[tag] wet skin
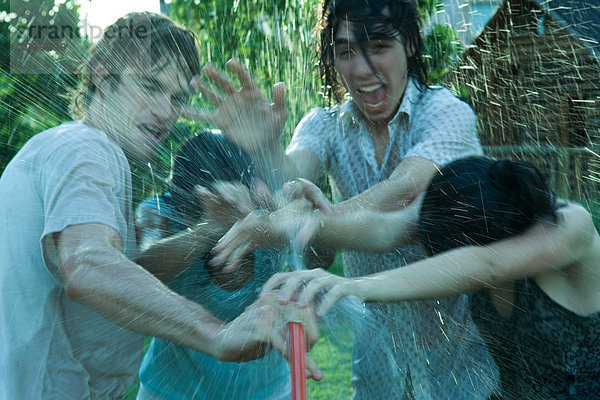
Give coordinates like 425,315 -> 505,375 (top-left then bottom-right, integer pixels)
334,20 -> 410,126
97,60 -> 192,163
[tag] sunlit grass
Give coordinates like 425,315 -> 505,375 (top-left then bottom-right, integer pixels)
307,326 -> 354,400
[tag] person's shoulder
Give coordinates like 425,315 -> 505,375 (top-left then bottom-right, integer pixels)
301,103 -> 344,122
294,104 -> 344,138
30,121 -> 117,153
535,201 -> 597,263
51,122 -> 126,161
419,84 -> 469,109
410,84 -> 475,126
24,122 -> 132,186
36,121 -> 101,139
13,122 -> 119,167
557,202 -> 595,235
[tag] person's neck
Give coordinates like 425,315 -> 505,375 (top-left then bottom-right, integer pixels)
366,120 -> 389,138
82,96 -> 107,135
82,98 -> 137,165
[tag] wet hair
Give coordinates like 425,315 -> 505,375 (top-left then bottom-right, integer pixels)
169,131 -> 255,222
318,0 -> 426,103
418,156 -> 558,256
70,12 -> 200,119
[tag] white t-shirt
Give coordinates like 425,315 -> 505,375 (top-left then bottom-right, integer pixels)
0,122 -> 142,399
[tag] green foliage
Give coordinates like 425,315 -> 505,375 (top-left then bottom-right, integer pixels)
169,0 -> 324,146
308,326 -> 354,399
423,22 -> 463,84
417,0 -> 443,22
0,0 -> 88,171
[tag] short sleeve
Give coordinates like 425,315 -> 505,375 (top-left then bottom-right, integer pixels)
286,107 -> 333,168
405,96 -> 483,167
135,196 -> 185,251
41,138 -> 129,241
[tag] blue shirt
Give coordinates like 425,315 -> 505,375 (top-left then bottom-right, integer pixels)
137,195 -> 290,400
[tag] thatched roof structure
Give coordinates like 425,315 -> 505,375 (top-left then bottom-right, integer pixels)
449,0 -> 600,202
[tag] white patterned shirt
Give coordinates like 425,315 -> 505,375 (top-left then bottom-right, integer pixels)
288,79 -> 498,399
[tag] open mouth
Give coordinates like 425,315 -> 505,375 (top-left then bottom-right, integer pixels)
358,83 -> 387,111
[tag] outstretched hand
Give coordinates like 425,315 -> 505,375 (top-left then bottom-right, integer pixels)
197,181 -> 254,229
261,268 -> 358,317
197,178 -> 276,227
210,178 -> 336,272
210,198 -> 317,272
209,294 -> 323,381
184,59 -> 288,154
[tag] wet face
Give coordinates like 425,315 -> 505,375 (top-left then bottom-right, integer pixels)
334,19 -> 409,124
101,60 -> 191,163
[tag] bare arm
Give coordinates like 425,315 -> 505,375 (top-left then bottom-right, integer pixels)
333,157 -> 439,213
58,223 -> 224,353
280,178 -> 422,253
263,203 -> 598,315
308,207 -> 419,253
210,180 -> 422,269
137,181 -> 258,282
56,223 -> 292,363
136,220 -> 225,283
353,203 -> 595,302
209,199 -> 336,272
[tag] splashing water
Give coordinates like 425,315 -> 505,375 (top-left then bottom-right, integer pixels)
1,0 -> 600,399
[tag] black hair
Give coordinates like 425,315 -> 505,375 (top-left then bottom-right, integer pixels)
169,131 -> 254,222
318,0 -> 426,103
418,156 -> 558,256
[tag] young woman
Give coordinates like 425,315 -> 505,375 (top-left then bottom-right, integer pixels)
134,131 -> 311,400
262,156 -> 600,399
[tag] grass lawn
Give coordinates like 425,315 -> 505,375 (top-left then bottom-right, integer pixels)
307,326 -> 354,400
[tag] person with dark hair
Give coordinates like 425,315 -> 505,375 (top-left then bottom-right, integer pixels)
262,156 -> 600,399
0,12 -> 315,400
417,157 -> 557,255
194,0 -> 495,398
134,130 -> 306,400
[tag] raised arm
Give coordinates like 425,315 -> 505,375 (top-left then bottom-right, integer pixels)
135,214 -> 225,283
209,198 -> 336,272
210,180 -> 421,269
284,178 -> 422,252
136,181 -> 258,282
333,157 -> 438,213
